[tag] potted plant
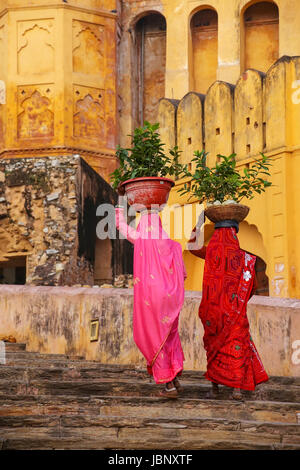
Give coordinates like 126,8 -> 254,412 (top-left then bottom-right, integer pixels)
178,151 -> 272,225
110,121 -> 183,210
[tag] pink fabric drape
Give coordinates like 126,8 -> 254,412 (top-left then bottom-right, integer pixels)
115,208 -> 186,384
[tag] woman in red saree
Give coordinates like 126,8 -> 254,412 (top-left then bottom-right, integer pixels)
189,222 -> 268,399
115,206 -> 186,398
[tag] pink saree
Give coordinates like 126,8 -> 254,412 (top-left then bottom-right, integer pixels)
115,208 -> 186,384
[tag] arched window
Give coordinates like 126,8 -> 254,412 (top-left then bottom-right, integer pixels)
135,13 -> 166,125
243,1 -> 279,73
190,8 -> 218,94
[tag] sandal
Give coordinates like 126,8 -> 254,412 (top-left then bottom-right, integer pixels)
231,388 -> 243,400
173,377 -> 182,393
159,385 -> 178,399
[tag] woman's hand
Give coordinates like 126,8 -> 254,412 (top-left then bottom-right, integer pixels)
187,212 -> 206,258
115,195 -> 126,209
187,212 -> 204,248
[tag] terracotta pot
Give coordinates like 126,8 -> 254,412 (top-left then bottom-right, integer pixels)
119,176 -> 175,211
205,203 -> 249,223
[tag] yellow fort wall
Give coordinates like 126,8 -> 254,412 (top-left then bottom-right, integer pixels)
119,0 -> 300,145
158,56 -> 300,299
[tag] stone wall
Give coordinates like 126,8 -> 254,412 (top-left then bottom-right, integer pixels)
0,285 -> 299,377
0,155 -> 132,286
159,56 -> 300,301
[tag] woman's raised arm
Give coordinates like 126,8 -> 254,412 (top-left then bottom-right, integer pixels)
115,207 -> 139,245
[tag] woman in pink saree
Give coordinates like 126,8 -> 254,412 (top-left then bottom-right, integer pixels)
115,206 -> 186,397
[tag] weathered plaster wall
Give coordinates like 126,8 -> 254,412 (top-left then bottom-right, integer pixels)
0,285 -> 299,377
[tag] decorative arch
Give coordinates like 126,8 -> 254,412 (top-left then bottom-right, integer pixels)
240,0 -> 279,15
129,9 -> 165,30
189,6 -> 218,94
241,0 -> 279,73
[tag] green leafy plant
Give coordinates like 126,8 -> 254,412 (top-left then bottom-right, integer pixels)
110,121 -> 184,189
178,151 -> 273,203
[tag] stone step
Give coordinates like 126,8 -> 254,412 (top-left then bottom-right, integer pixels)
0,365 -> 208,383
1,362 -> 300,387
97,396 -> 300,424
0,414 -> 299,450
3,343 -> 26,352
0,394 -> 299,424
4,351 -> 85,362
0,377 -> 299,403
1,349 -> 299,450
2,435 -> 299,450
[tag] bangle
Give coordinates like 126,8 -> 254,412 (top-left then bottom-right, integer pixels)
115,205 -> 124,209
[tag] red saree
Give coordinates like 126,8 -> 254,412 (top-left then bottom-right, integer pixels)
198,227 -> 268,391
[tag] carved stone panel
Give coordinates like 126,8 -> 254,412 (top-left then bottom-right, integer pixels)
72,20 -> 105,77
17,85 -> 54,140
17,19 -> 54,75
73,85 -> 105,141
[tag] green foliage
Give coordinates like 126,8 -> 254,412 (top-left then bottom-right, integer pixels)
110,121 -> 184,189
178,151 -> 273,203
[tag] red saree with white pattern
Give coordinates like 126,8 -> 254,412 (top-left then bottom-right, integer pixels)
198,227 -> 268,391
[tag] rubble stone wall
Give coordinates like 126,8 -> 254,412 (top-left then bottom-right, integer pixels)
0,155 -> 132,286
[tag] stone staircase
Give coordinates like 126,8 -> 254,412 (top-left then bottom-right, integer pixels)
0,343 -> 299,450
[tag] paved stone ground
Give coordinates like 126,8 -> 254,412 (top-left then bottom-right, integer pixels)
0,343 -> 299,450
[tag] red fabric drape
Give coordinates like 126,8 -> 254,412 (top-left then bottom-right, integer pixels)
198,227 -> 268,391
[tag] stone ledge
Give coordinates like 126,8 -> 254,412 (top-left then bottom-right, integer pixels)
0,284 -> 299,309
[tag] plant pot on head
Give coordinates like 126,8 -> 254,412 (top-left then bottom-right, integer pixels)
119,176 -> 175,212
205,203 -> 249,232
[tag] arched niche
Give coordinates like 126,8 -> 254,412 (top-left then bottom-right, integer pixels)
242,1 -> 279,73
134,12 -> 166,126
190,8 -> 218,94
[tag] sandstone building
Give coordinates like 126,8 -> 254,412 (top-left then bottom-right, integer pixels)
0,1 -> 300,296
0,1 -> 299,374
